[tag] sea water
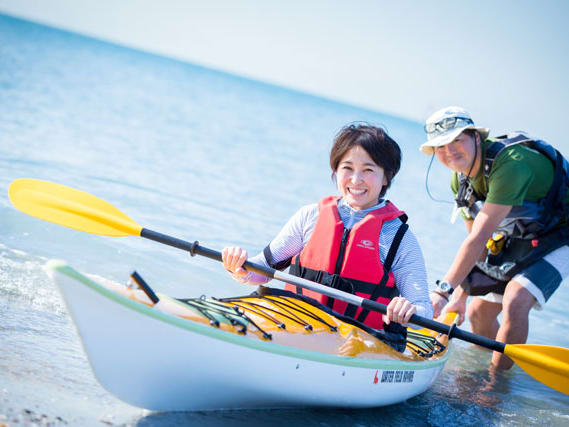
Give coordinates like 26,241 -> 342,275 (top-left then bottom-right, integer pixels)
1,14 -> 568,426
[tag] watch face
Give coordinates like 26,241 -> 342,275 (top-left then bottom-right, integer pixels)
439,281 -> 451,292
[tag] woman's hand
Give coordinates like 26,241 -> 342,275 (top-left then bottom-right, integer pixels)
221,246 -> 249,279
384,297 -> 416,325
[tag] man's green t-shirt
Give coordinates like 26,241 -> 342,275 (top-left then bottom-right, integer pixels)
450,139 -> 569,220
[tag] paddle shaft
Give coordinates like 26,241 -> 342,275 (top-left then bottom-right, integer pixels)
141,227 -> 505,353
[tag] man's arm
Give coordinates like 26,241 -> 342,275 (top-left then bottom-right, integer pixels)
432,202 -> 512,321
463,219 -> 490,263
444,202 -> 512,287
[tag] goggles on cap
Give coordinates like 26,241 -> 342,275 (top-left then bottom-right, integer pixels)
424,117 -> 474,137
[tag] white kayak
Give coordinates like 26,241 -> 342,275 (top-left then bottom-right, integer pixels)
46,259 -> 456,411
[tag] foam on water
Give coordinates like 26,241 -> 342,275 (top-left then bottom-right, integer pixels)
0,244 -> 63,313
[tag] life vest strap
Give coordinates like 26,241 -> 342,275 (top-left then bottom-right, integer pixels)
288,263 -> 394,298
540,150 -> 566,227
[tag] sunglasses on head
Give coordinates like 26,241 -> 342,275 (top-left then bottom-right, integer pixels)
424,117 -> 474,136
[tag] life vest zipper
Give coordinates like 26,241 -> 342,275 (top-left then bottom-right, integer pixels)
334,228 -> 351,274
325,227 -> 351,310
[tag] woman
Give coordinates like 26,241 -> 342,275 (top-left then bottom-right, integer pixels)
222,124 -> 432,340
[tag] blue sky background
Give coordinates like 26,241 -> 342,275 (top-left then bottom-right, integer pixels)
1,0 -> 568,151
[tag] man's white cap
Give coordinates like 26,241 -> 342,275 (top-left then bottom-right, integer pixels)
420,106 -> 489,155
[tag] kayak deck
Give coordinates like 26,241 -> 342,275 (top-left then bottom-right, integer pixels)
110,272 -> 452,361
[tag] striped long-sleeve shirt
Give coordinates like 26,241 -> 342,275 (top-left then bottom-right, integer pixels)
237,197 -> 433,319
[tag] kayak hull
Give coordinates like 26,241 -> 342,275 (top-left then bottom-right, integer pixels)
47,260 -> 450,411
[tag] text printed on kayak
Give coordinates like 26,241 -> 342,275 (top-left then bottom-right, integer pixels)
373,370 -> 415,384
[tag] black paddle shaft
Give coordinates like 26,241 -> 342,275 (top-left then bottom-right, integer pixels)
140,228 -> 277,278
141,228 -> 506,354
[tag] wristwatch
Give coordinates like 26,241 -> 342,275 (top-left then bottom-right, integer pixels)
435,280 -> 454,296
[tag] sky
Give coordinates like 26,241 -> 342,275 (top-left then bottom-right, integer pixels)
1,0 -> 569,151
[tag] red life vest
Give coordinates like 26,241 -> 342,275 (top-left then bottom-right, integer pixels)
286,196 -> 407,330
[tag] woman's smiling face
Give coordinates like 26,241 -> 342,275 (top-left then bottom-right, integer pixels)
336,145 -> 387,210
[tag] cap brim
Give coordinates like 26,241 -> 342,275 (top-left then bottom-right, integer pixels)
420,127 -> 490,155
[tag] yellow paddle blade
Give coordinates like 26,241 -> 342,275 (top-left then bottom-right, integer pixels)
9,178 -> 142,237
505,344 -> 569,395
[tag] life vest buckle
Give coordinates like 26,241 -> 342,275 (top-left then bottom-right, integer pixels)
329,275 -> 355,294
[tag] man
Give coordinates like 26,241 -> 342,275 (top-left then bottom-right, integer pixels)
421,106 -> 569,369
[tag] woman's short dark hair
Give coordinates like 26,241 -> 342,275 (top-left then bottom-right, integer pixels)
330,123 -> 401,198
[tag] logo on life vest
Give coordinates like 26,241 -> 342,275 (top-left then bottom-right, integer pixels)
357,240 -> 375,250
